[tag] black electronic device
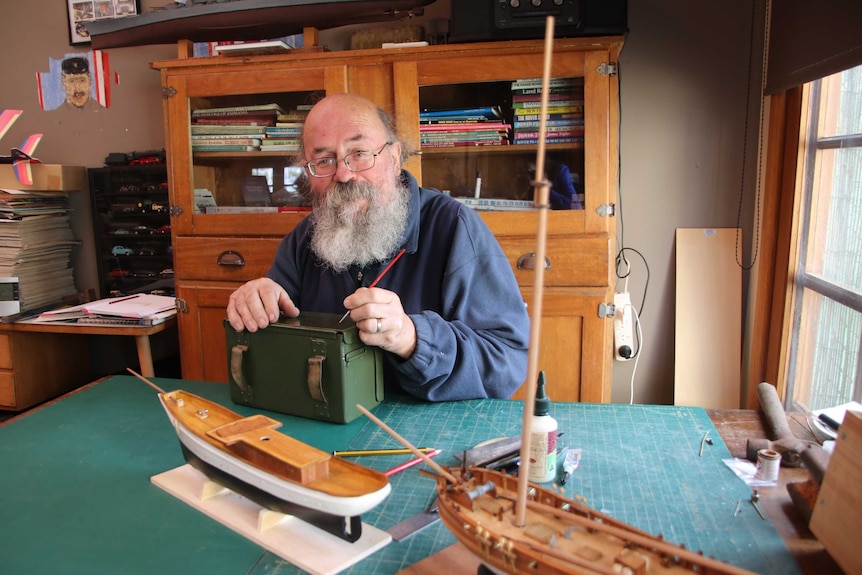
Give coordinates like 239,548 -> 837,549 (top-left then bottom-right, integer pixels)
450,0 -> 627,43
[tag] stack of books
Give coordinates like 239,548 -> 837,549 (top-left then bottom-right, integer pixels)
27,293 -> 177,326
419,106 -> 510,148
261,105 -> 310,152
0,191 -> 78,314
511,77 -> 585,145
190,103 -> 286,152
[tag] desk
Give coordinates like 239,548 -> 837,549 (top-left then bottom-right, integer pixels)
0,376 -> 821,575
9,317 -> 176,377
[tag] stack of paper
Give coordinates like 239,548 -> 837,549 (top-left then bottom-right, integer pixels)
0,191 -> 79,314
28,294 -> 177,326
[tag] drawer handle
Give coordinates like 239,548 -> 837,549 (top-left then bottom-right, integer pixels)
517,252 -> 551,270
217,250 -> 246,267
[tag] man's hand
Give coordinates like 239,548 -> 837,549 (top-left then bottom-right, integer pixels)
343,287 -> 416,359
227,278 -> 299,332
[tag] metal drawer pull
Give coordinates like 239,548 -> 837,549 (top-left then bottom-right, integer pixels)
217,250 -> 246,267
517,252 -> 551,270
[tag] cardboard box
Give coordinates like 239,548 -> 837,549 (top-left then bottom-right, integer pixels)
0,164 -> 87,192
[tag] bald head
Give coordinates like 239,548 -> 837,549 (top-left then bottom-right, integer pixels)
299,94 -> 399,163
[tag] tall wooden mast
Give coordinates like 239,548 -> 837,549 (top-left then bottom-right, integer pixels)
514,15 -> 555,527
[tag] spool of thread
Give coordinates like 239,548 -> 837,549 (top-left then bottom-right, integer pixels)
754,448 -> 781,481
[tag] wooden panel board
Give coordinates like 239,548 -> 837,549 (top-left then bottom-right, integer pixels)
674,228 -> 742,408
810,411 -> 862,575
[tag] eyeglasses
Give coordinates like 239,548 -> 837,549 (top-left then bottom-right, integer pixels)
305,142 -> 393,178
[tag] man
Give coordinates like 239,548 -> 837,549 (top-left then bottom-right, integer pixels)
227,93 -> 530,401
60,57 -> 103,111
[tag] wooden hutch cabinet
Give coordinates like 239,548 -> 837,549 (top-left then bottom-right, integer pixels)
151,36 -> 622,403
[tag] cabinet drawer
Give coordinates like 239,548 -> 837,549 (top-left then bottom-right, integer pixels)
173,237 -> 282,282
498,235 -> 611,288
0,370 -> 15,408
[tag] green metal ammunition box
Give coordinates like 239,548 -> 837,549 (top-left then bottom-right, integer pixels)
224,312 -> 384,423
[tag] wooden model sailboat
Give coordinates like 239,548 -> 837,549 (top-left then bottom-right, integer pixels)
130,370 -> 390,542
356,17 -> 759,575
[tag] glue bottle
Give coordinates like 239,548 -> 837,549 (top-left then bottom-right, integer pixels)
528,371 -> 558,483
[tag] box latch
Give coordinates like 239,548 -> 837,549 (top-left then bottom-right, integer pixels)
309,339 -> 330,420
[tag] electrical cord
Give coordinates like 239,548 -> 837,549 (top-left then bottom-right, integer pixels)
615,246 -> 650,319
628,302 -> 643,405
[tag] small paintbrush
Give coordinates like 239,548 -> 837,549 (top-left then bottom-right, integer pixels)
339,247 -> 406,323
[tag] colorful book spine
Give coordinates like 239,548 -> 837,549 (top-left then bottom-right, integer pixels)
192,103 -> 285,116
512,137 -> 583,145
512,100 -> 584,109
191,145 -> 260,152
514,105 -> 583,116
512,130 -> 584,139
513,112 -> 583,122
513,119 -> 584,129
191,116 -> 276,126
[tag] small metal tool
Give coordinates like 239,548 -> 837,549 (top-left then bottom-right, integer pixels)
385,491 -> 440,541
750,489 -> 766,520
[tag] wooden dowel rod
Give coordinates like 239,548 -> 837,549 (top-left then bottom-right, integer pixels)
356,404 -> 458,483
126,367 -> 167,395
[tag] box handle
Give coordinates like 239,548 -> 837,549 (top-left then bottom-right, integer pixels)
307,354 -> 327,404
230,344 -> 249,390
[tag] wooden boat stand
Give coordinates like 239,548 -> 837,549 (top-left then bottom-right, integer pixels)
152,463 -> 391,575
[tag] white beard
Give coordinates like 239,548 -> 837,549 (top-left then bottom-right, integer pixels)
309,177 -> 408,272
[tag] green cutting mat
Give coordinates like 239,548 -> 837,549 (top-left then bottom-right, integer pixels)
259,396 -> 802,575
0,377 -> 801,575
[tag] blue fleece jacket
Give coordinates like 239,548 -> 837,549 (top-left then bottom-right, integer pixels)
266,170 -> 530,401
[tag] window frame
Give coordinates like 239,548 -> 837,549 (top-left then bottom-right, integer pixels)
781,67 -> 862,408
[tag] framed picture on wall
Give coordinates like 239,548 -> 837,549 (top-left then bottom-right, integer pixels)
67,0 -> 139,45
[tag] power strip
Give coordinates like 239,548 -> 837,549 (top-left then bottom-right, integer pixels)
614,292 -> 634,361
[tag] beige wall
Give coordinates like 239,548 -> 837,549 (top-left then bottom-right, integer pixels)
0,0 -> 764,405
616,1 -> 764,403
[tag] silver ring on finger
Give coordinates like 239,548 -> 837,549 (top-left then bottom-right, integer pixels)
376,318 -> 382,333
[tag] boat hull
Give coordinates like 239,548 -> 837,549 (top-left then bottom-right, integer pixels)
85,0 -> 434,48
159,390 -> 390,534
435,467 -> 757,575
180,443 -> 363,541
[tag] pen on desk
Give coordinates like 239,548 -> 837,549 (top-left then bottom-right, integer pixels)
334,447 -> 435,457
384,449 -> 440,477
108,294 -> 141,304
339,247 -> 407,323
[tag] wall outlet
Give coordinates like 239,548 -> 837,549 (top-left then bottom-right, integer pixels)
614,292 -> 634,361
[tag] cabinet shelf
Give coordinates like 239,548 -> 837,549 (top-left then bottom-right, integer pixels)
193,150 -> 297,160
419,143 -> 583,155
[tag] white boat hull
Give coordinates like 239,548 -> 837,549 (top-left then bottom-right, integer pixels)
162,401 -> 391,518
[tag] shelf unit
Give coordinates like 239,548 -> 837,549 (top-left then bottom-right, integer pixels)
152,37 -> 622,403
89,165 -> 174,298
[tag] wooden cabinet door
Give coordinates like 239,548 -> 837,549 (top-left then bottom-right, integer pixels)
175,282 -> 234,383
515,287 -> 614,403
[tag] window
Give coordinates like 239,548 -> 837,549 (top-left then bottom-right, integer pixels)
786,64 -> 862,410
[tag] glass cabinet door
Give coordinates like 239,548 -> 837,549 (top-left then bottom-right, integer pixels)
418,76 -> 585,211
161,67 -> 329,236
188,90 -> 321,214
